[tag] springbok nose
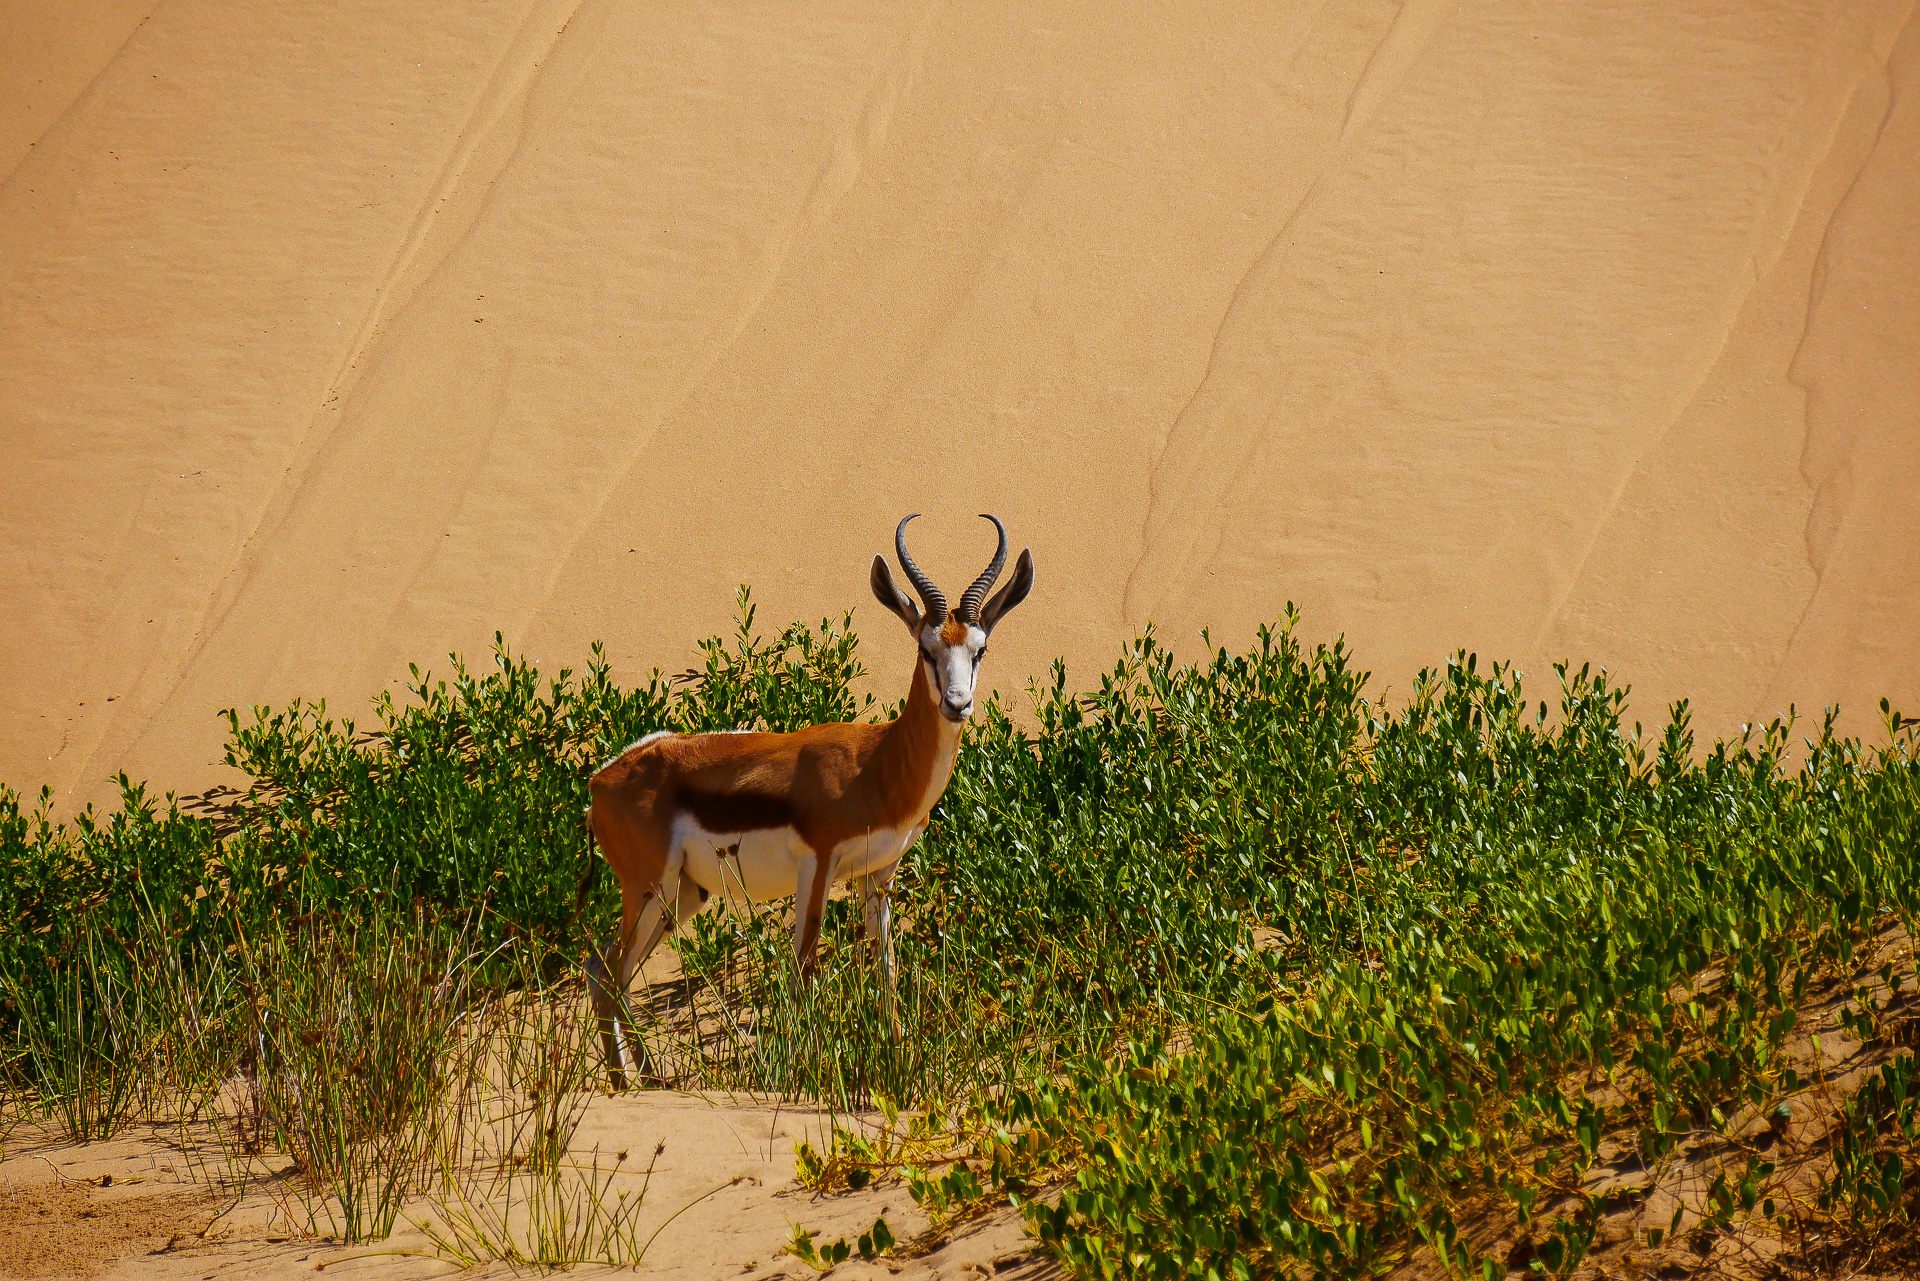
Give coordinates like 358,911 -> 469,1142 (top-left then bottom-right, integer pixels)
942,693 -> 971,719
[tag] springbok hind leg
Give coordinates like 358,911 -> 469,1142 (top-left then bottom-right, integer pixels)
587,773 -> 676,1089
590,881 -> 677,1089
586,941 -> 631,1091
588,891 -> 646,1092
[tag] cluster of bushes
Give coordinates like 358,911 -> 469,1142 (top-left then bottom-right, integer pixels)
921,649 -> 1920,1276
3,590 -> 1917,1275
0,589 -> 866,994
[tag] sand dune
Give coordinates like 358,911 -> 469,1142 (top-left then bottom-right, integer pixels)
3,0 -> 1916,810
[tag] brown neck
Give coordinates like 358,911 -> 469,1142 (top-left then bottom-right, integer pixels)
867,655 -> 960,823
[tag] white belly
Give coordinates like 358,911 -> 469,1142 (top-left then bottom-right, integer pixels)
674,815 -> 920,909
677,820 -> 806,906
829,825 -> 918,883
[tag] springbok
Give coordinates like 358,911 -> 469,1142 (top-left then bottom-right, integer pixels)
584,514 -> 1033,1087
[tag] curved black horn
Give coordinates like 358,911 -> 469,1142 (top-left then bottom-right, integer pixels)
957,514 -> 1009,622
895,514 -> 947,622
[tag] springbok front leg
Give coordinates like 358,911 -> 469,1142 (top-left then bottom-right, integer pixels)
790,847 -> 835,989
858,862 -> 902,1035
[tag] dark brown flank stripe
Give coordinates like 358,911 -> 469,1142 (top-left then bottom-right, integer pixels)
675,788 -> 800,834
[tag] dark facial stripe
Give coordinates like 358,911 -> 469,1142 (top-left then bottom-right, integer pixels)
676,787 -> 799,834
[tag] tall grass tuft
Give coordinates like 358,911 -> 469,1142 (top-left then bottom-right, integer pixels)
230,901 -> 483,1243
0,915 -> 146,1142
418,961 -> 657,1266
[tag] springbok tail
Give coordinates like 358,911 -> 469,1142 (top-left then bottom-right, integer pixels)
573,807 -> 601,917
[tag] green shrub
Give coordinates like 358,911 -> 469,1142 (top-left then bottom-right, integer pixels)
4,590 -> 1918,1270
919,660 -> 1920,1277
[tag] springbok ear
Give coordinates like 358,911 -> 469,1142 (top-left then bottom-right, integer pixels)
870,555 -> 922,635
979,548 -> 1033,634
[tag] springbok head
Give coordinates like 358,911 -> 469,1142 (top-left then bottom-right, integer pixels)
871,513 -> 1034,723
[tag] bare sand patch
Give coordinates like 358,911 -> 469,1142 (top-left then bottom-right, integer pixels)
0,1178 -> 203,1279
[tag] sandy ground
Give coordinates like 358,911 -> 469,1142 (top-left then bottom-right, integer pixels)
4,1 -> 1920,809
0,935 -> 1036,1281
0,934 -> 1046,1281
5,928 -> 1915,1281
0,1095 -> 1042,1281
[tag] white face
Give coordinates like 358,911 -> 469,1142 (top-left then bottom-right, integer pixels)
918,619 -> 988,722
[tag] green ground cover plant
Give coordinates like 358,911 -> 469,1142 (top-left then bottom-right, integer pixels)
2,590 -> 1916,1276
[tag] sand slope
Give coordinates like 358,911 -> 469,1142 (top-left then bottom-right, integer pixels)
2,0 -> 1916,807
0,1095 -> 1036,1281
